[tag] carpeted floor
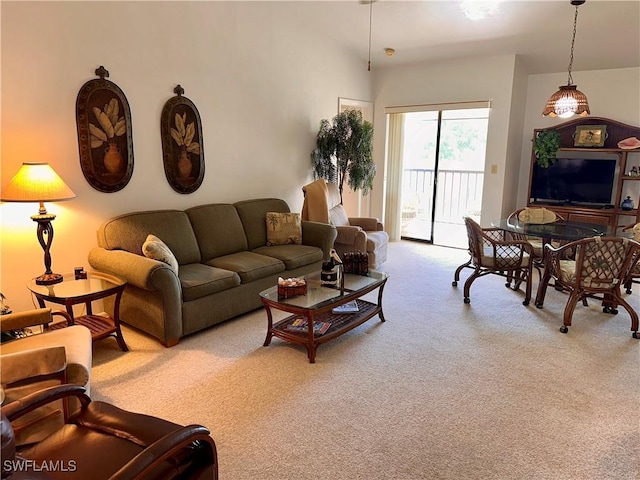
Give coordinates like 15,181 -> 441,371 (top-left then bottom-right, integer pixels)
91,241 -> 639,480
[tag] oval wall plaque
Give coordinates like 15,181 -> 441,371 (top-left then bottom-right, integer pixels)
75,66 -> 134,193
160,85 -> 205,194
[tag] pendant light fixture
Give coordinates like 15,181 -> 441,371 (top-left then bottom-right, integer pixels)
542,0 -> 590,118
367,0 -> 374,71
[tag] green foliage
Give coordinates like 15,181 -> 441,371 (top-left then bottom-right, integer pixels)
533,130 -> 560,168
311,109 -> 375,203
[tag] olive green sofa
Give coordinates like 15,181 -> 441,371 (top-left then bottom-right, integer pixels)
88,198 -> 337,347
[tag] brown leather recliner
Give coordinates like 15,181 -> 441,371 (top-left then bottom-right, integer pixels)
1,385 -> 218,480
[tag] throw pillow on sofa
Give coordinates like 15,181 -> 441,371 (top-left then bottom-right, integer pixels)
142,234 -> 179,274
266,212 -> 302,246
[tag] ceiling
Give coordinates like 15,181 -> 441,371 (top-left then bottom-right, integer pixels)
291,0 -> 640,75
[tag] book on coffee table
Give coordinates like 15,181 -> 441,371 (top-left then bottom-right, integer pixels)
332,301 -> 359,314
286,318 -> 331,335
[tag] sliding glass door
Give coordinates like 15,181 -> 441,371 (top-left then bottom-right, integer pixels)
400,111 -> 439,242
392,106 -> 489,248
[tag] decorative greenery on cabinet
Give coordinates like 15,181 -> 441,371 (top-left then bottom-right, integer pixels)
533,129 -> 560,168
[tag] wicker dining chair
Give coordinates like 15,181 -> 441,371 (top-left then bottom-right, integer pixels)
505,207 -> 566,279
534,236 -> 640,337
452,217 -> 535,306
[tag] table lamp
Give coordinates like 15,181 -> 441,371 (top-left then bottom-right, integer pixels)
1,162 -> 76,285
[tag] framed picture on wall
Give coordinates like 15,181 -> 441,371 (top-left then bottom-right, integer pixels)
338,97 -> 374,124
574,125 -> 607,147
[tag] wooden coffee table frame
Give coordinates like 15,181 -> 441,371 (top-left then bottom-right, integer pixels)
261,273 -> 387,363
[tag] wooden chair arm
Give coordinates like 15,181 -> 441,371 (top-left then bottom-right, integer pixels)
51,310 -> 74,327
110,425 -> 218,480
1,384 -> 90,422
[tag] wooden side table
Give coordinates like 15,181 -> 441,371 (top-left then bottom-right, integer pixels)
27,271 -> 129,351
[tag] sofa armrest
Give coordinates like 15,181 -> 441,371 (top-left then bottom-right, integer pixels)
335,225 -> 367,252
88,247 -> 179,293
348,217 -> 383,232
301,221 -> 337,259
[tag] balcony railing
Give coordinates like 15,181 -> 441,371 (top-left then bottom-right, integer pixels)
402,168 -> 484,225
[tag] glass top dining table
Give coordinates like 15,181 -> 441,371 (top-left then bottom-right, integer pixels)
491,218 -> 614,242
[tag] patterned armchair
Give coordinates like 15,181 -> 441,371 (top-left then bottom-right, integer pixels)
534,236 -> 640,337
453,217 -> 534,306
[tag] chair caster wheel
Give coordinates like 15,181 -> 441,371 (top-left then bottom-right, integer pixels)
463,297 -> 470,304
522,300 -> 529,306
560,325 -> 569,334
535,303 -> 543,309
505,282 -> 511,288
452,281 -> 458,287
610,308 -> 618,315
633,332 -> 640,339
626,289 -> 632,295
603,306 -> 611,313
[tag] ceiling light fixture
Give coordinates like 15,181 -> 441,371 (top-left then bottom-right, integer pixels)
542,0 -> 590,118
384,48 -> 395,57
461,1 -> 502,21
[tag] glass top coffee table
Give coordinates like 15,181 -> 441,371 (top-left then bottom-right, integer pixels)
259,270 -> 388,363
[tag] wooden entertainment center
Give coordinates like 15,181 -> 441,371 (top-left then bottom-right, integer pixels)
528,117 -> 640,232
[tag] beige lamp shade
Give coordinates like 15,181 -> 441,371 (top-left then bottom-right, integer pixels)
1,162 -> 75,285
1,163 -> 76,204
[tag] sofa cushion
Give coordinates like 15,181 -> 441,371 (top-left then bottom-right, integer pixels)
266,212 -> 302,246
142,234 -> 179,274
97,210 -> 201,265
206,251 -> 285,283
186,204 -> 248,261
518,207 -> 557,224
253,244 -> 322,270
329,204 -> 350,227
234,198 -> 291,250
179,263 -> 241,302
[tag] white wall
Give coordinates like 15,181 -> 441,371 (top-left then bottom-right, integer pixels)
501,57 -> 529,217
0,2 -> 371,312
517,67 -> 640,206
371,54 -> 520,228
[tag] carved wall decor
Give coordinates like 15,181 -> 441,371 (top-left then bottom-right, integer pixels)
76,66 -> 134,193
160,85 -> 205,194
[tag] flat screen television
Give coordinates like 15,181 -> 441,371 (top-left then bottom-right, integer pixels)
529,157 -> 617,207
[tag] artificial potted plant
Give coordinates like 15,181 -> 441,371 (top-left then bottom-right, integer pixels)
311,108 -> 375,204
533,129 -> 561,168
